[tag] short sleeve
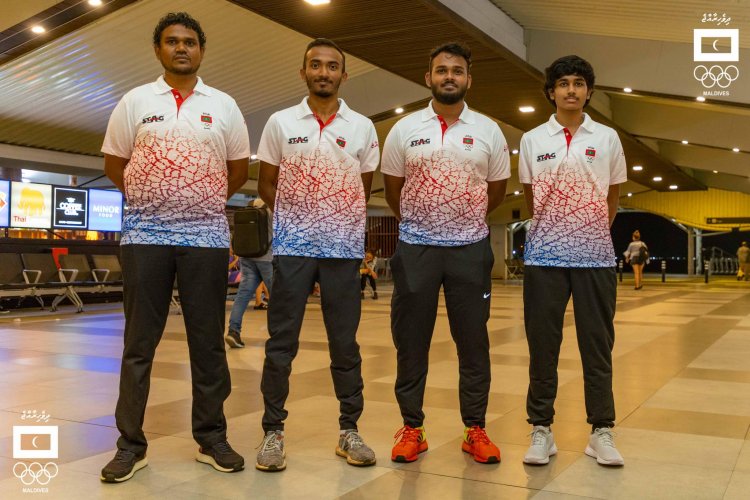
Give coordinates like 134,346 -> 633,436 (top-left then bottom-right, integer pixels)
358,120 -> 380,173
518,133 -> 533,184
380,122 -> 405,177
487,123 -> 511,181
225,99 -> 251,160
257,113 -> 283,167
101,94 -> 136,159
610,131 -> 627,185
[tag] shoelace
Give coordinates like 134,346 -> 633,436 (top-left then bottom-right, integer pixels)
595,428 -> 616,447
257,432 -> 282,452
394,426 -> 421,443
212,441 -> 233,454
529,428 -> 548,446
113,449 -> 136,465
345,432 -> 364,449
466,426 -> 490,444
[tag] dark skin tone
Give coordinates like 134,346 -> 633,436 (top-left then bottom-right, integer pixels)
383,51 -> 506,221
258,45 -> 373,210
523,75 -> 618,226
105,24 -> 248,198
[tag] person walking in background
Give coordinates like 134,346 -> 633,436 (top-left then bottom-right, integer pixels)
624,230 -> 648,290
100,12 -> 249,482
737,241 -> 750,281
226,198 -> 273,348
360,250 -> 378,299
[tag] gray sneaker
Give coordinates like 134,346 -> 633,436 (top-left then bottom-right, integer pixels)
585,427 -> 624,466
336,430 -> 376,466
256,430 -> 286,471
523,426 -> 557,465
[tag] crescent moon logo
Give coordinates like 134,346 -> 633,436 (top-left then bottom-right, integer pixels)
32,436 -> 39,448
712,39 -> 719,51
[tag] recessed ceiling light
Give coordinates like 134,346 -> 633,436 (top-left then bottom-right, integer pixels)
88,0 -> 103,6
519,106 -> 535,113
304,0 -> 330,4
623,87 -> 632,93
511,149 -> 519,155
681,140 -> 689,144
395,107 -> 404,114
669,185 -> 678,190
250,154 -> 258,160
632,165 -> 643,171
31,25 -> 45,33
627,192 -> 633,197
653,176 -> 663,182
733,147 -> 740,152
713,170 -> 718,173
696,96 -> 706,102
514,191 -> 520,195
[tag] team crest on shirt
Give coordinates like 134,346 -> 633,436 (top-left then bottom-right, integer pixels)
462,135 -> 474,151
336,137 -> 347,148
200,113 -> 213,129
585,147 -> 596,163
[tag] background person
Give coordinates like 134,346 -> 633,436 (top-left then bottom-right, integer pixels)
360,250 -> 378,299
738,241 -> 750,281
624,230 -> 648,290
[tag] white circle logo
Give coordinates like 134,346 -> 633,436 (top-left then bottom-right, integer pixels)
693,64 -> 740,88
13,462 -> 58,486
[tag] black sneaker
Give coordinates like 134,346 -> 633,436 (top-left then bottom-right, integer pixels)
196,441 -> 245,472
100,449 -> 148,483
225,329 -> 245,348
372,291 -> 378,300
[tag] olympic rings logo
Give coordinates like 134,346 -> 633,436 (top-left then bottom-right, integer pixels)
694,65 -> 740,88
13,462 -> 58,486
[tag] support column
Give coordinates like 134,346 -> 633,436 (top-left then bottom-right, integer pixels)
695,229 -> 703,275
687,227 -> 695,276
490,224 -> 507,279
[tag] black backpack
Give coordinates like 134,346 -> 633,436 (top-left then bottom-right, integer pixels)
233,205 -> 271,258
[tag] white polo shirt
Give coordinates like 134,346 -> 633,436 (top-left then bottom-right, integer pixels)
381,101 -> 510,246
102,76 -> 250,248
519,113 -> 627,267
257,97 -> 379,259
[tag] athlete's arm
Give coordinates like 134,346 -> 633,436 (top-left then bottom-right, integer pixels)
258,161 -> 279,211
607,184 -> 620,227
383,174 -> 405,221
522,183 -> 533,218
361,172 -> 374,202
227,158 -> 249,199
104,154 -> 129,194
486,180 -> 508,214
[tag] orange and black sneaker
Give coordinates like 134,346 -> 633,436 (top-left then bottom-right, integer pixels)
462,426 -> 500,464
391,425 -> 428,463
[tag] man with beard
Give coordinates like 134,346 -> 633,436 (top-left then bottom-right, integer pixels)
381,42 -> 510,464
100,12 -> 250,482
254,38 -> 379,471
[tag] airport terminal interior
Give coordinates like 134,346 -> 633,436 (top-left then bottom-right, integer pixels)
1,0 -> 750,498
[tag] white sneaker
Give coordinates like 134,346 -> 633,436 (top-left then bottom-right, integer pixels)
585,427 -> 624,466
523,426 -> 557,465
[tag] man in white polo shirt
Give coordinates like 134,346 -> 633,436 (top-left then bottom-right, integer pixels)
519,55 -> 626,467
382,42 -> 510,465
254,38 -> 379,471
100,12 -> 249,483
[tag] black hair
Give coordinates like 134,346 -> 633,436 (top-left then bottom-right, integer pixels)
303,38 -> 346,72
153,12 -> 206,48
543,55 -> 595,108
429,42 -> 472,72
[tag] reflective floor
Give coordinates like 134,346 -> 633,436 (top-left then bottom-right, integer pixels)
2,276 -> 750,499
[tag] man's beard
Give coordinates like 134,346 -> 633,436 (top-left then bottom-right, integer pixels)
432,82 -> 467,105
307,77 -> 340,98
164,60 -> 200,76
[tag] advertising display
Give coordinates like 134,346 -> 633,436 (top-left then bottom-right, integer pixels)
0,179 -> 9,228
52,187 -> 88,229
88,189 -> 123,232
10,181 -> 52,229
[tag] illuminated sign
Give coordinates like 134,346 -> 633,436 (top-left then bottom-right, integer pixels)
10,181 -> 52,229
0,179 -> 9,228
53,187 -> 88,229
88,189 -> 123,232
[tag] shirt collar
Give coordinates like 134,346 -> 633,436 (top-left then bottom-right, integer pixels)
545,112 -> 595,136
295,97 -> 351,122
152,75 -> 212,96
420,100 -> 476,124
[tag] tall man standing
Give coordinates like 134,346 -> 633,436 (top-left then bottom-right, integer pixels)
255,38 -> 379,471
519,55 -> 626,467
100,12 -> 250,482
382,42 -> 510,464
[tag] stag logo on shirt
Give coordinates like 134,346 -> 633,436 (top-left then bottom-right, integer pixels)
536,152 -> 557,162
142,115 -> 164,124
409,138 -> 431,147
288,137 -> 309,144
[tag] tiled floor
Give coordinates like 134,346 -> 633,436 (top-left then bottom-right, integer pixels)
2,276 -> 750,499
